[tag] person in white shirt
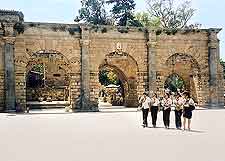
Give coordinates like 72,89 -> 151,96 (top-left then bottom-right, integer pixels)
161,93 -> 172,129
150,93 -> 160,128
139,92 -> 151,128
174,94 -> 186,129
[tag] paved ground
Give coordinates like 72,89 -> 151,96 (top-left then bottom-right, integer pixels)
0,108 -> 225,161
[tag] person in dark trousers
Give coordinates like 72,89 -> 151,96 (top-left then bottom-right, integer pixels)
150,93 -> 160,128
162,93 -> 172,129
139,92 -> 151,128
183,93 -> 196,131
174,94 -> 186,129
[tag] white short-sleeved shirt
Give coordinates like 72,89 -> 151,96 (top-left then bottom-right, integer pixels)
177,97 -> 186,106
140,96 -> 151,109
162,98 -> 172,110
151,98 -> 160,107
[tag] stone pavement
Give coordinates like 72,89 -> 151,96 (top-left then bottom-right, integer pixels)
0,108 -> 225,161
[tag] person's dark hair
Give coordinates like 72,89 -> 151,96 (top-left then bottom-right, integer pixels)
154,93 -> 157,98
186,93 -> 191,98
166,93 -> 170,98
143,92 -> 148,96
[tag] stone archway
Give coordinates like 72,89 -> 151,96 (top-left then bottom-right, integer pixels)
164,53 -> 201,103
99,64 -> 128,106
26,50 -> 71,106
98,51 -> 139,107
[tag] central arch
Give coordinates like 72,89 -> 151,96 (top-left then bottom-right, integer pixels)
99,64 -> 128,106
98,51 -> 139,107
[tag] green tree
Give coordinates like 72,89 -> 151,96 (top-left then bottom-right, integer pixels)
99,70 -> 119,86
146,0 -> 199,29
135,12 -> 161,29
165,74 -> 185,92
106,0 -> 141,26
220,59 -> 225,79
75,0 -> 109,25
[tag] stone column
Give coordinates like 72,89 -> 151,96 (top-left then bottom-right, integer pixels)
148,31 -> 157,95
74,26 -> 98,112
0,10 -> 24,112
2,36 -> 16,112
208,28 -> 224,108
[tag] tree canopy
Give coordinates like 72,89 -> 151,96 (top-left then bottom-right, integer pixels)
135,12 -> 160,29
75,0 -> 199,29
165,74 -> 185,92
146,0 -> 198,29
99,70 -> 119,86
106,0 -> 140,26
75,0 -> 109,25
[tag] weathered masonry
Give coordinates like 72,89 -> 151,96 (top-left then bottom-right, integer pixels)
0,10 -> 224,112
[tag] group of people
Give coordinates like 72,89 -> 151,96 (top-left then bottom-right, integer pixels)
138,92 -> 196,130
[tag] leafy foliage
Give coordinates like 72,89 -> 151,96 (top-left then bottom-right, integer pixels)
31,64 -> 44,74
99,70 -> 119,86
27,64 -> 44,88
75,0 -> 110,25
220,59 -> 225,79
165,74 -> 185,92
106,0 -> 141,26
146,0 -> 199,29
135,12 -> 161,29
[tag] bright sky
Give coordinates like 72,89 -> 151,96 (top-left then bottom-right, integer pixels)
1,0 -> 225,60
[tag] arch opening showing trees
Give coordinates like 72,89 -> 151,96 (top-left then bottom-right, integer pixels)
98,65 -> 127,106
26,50 -> 70,102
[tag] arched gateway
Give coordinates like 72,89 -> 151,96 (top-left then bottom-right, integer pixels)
0,10 -> 224,112
26,50 -> 71,107
98,51 -> 139,107
164,53 -> 201,103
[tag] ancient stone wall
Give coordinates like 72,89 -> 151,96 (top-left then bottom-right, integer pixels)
0,10 -> 224,111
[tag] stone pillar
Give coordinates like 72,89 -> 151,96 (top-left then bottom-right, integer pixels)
208,28 -> 224,108
0,10 -> 24,112
74,26 -> 98,112
148,31 -> 157,95
2,36 -> 16,112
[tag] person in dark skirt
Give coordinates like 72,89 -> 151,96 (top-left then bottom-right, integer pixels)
174,94 -> 186,129
150,93 -> 160,128
161,93 -> 172,129
183,94 -> 195,131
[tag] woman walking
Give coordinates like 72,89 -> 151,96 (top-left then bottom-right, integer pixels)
162,93 -> 172,129
175,94 -> 186,129
183,94 -> 195,131
150,93 -> 160,128
139,92 -> 151,128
